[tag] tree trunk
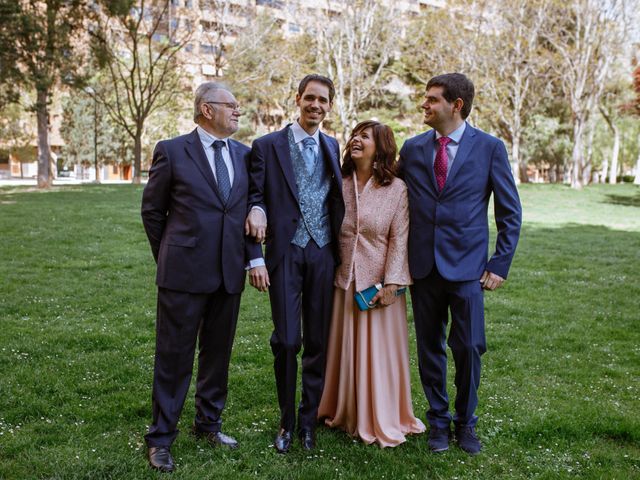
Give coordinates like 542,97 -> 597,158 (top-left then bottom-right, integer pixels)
608,125 -> 620,184
36,87 -> 51,188
133,128 -> 142,185
510,136 -> 520,184
571,118 -> 584,189
510,128 -> 528,184
582,122 -> 595,186
94,98 -> 100,183
634,133 -> 640,185
600,156 -> 609,184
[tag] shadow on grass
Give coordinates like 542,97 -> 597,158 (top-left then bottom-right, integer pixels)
603,191 -> 640,207
507,222 -> 640,278
517,414 -> 640,446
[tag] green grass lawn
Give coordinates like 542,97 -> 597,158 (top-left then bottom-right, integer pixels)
0,183 -> 638,479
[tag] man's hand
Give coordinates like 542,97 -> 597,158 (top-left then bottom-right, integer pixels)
480,271 -> 504,291
248,265 -> 270,292
245,208 -> 267,243
371,284 -> 400,307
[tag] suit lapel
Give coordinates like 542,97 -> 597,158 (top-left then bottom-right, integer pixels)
420,130 -> 438,193
319,132 -> 342,188
227,139 -> 245,204
184,129 -> 225,204
274,126 -> 299,202
443,123 -> 476,193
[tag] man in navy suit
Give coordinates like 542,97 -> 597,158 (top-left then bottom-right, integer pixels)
245,74 -> 345,453
398,73 -> 522,455
141,82 -> 260,472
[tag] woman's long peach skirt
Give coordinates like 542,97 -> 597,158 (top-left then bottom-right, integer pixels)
318,284 -> 425,447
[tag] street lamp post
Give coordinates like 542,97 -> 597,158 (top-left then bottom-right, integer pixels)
84,87 -> 99,183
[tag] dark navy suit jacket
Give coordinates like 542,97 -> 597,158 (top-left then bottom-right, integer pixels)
397,124 -> 522,282
141,129 -> 257,294
248,125 -> 345,272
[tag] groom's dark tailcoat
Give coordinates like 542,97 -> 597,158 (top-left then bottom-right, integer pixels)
141,129 -> 260,447
248,125 -> 345,432
398,123 -> 521,429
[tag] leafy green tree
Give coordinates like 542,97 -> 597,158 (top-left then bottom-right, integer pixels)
477,0 -> 551,183
312,0 -> 401,140
60,89 -> 133,179
89,0 -> 193,183
398,2 -> 497,133
0,100 -> 36,178
60,71 -> 185,180
0,0 -> 91,188
226,13 -> 314,142
597,76 -> 636,184
543,0 -> 631,188
521,113 -> 572,183
631,60 -> 640,184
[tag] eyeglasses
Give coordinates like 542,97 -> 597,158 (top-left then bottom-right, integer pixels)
204,101 -> 240,111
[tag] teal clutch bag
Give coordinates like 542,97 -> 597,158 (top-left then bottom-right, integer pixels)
354,283 -> 407,311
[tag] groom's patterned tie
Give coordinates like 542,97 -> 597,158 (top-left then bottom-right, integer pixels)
212,140 -> 231,203
301,137 -> 317,174
434,136 -> 451,192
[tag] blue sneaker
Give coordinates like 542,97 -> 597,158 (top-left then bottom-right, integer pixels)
455,426 -> 482,455
428,426 -> 452,452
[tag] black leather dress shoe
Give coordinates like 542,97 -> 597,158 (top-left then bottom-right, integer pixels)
148,446 -> 175,473
299,429 -> 315,450
192,426 -> 239,449
274,429 -> 292,454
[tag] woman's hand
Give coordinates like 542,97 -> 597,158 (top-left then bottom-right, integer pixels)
370,284 -> 400,307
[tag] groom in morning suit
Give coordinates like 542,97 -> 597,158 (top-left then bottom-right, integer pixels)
244,74 -> 345,453
141,82 -> 261,472
398,73 -> 522,454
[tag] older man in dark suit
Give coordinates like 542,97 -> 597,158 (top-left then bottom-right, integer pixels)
141,82 -> 260,472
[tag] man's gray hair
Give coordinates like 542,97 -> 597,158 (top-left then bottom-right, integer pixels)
193,82 -> 231,123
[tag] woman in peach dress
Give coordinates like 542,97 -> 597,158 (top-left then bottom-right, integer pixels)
318,120 -> 425,447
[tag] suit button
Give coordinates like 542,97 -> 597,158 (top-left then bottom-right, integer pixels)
224,209 -> 228,214
292,219 -> 298,223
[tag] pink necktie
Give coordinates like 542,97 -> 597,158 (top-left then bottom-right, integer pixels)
434,136 -> 451,192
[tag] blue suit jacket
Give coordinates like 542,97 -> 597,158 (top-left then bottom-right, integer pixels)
141,129 -> 255,294
248,125 -> 345,272
397,124 -> 522,282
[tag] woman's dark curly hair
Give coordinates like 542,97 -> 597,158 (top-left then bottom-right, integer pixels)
341,120 -> 397,187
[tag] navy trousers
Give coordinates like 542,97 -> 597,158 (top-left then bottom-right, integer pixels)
411,267 -> 486,429
268,241 -> 335,432
144,287 -> 240,447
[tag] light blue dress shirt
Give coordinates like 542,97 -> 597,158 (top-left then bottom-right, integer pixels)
433,121 -> 466,174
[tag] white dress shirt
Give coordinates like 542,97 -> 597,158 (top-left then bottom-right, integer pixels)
291,119 -> 321,156
197,126 -> 234,185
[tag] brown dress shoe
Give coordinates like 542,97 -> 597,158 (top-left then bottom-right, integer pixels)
148,446 -> 175,473
192,425 -> 239,449
274,429 -> 292,454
